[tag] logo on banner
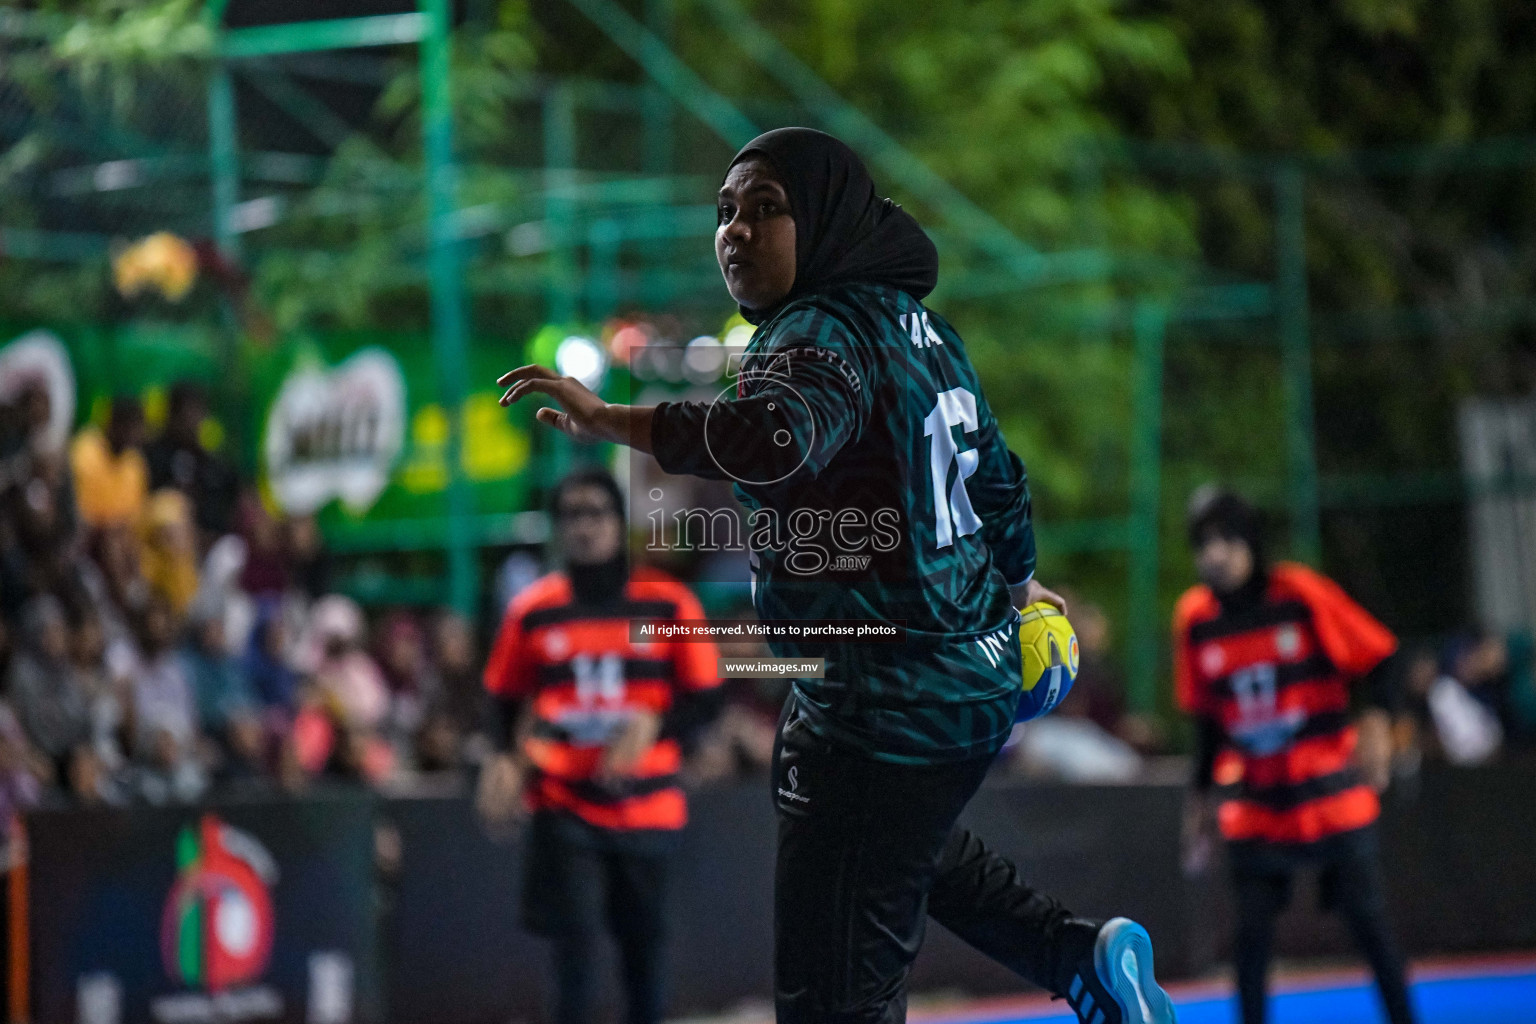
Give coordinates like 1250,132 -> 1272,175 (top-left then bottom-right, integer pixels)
263,348 -> 405,515
160,815 -> 278,993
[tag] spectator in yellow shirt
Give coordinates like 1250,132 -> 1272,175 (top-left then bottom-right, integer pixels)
70,397 -> 148,529
140,489 -> 201,617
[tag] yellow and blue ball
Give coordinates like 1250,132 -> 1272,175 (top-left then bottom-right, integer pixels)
1014,601 -> 1079,722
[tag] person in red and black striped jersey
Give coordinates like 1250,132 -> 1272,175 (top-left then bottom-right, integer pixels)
477,468 -> 722,1024
1175,489 -> 1416,1024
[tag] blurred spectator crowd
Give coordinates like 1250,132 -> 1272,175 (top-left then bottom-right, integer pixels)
1007,599 -> 1536,785
1000,591 -> 1536,785
1398,630 -> 1536,770
3,378 -> 1535,816
0,381 -> 489,814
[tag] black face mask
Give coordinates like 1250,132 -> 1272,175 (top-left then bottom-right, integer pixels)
552,470 -> 631,606
1215,556 -> 1268,613
1194,526 -> 1268,611
726,127 -> 939,325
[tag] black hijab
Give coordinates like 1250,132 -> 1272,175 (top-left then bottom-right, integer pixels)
727,128 -> 939,325
553,467 -> 630,607
1187,489 -> 1269,610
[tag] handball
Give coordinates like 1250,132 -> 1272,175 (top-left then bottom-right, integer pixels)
1015,601 -> 1079,722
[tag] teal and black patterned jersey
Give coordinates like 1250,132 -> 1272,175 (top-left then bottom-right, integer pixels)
651,282 -> 1034,762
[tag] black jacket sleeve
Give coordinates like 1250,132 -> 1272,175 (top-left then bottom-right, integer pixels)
650,308 -> 872,483
650,351 -> 864,484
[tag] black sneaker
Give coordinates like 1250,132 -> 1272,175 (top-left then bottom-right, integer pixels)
1060,917 -> 1177,1024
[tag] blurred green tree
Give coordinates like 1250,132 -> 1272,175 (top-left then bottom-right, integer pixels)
1104,0 -> 1536,630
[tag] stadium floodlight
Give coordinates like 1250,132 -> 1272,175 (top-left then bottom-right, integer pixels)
555,334 -> 606,392
684,335 -> 725,383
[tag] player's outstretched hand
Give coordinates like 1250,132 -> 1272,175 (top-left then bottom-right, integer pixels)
1011,577 -> 1068,616
497,365 -> 614,444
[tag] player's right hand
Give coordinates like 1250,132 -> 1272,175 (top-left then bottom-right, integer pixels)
1011,577 -> 1068,615
496,365 -> 614,444
475,752 -> 529,827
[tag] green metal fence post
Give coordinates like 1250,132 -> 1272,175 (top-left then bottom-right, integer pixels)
642,0 -> 675,177
640,0 -> 676,295
588,218 -> 622,321
207,68 -> 241,260
1276,162 -> 1321,564
1127,303 -> 1168,715
543,83 -> 579,327
539,84 -> 582,495
202,5 -> 250,499
420,0 -> 478,614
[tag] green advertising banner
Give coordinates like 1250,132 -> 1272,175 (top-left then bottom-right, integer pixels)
0,321 -> 551,554
2,312 -> 743,587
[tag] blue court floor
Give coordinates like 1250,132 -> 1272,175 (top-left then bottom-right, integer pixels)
911,956 -> 1536,1024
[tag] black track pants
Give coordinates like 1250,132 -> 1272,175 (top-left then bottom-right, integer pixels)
523,813 -> 670,1024
1231,830 -> 1416,1024
772,699 -> 1081,1024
